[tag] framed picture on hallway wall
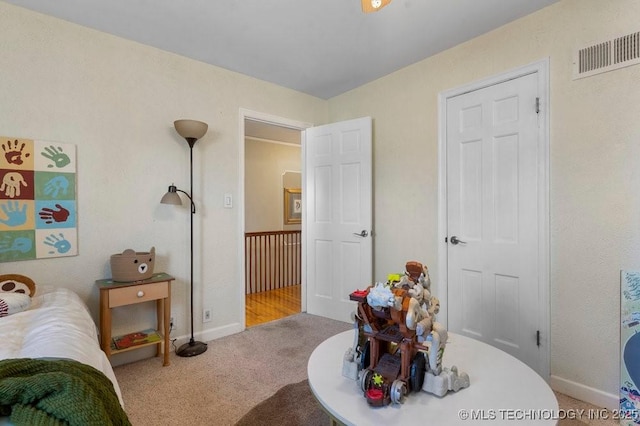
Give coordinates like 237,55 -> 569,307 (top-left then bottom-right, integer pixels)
284,188 -> 301,225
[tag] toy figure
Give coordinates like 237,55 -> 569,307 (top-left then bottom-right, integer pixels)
366,282 -> 402,311
345,260 -> 470,406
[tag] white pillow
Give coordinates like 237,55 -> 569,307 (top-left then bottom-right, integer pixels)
0,292 -> 31,317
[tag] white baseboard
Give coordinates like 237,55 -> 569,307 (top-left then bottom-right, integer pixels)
199,322 -> 243,343
170,322 -> 243,349
550,375 -> 618,410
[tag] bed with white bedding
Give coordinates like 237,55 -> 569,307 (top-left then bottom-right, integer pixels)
0,275 -> 129,425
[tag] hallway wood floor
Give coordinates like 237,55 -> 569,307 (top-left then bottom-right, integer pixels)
245,284 -> 301,327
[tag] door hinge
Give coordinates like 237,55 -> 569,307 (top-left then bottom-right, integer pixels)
535,97 -> 540,114
536,330 -> 541,347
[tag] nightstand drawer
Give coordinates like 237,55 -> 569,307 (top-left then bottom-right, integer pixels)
108,281 -> 169,308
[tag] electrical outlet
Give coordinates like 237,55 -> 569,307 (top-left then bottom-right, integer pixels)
203,309 -> 212,323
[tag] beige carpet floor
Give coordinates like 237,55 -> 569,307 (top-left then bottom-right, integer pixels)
113,313 -> 351,425
114,314 -> 618,425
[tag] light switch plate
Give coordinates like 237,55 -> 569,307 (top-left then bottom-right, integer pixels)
224,193 -> 233,208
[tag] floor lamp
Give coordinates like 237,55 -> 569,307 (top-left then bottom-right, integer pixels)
161,119 -> 208,357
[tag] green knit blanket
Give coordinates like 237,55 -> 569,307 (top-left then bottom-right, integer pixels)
0,358 -> 131,426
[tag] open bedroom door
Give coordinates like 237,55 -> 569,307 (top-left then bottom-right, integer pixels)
304,117 -> 373,323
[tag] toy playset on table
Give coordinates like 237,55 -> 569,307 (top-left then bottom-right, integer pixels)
343,261 -> 470,407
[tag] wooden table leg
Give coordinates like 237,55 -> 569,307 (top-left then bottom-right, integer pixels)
100,290 -> 112,359
162,294 -> 170,366
155,299 -> 162,359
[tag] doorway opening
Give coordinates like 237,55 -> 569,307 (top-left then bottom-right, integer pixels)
240,110 -> 311,327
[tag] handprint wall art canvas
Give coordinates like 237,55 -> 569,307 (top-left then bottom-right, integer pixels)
0,137 -> 77,262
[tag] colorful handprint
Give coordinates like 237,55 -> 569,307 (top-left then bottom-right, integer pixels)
0,235 -> 32,254
43,175 -> 69,198
41,145 -> 70,168
0,172 -> 28,198
2,139 -> 30,165
39,204 -> 70,224
43,233 -> 71,254
0,201 -> 27,227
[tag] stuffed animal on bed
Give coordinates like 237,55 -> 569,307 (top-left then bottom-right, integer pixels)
0,274 -> 36,317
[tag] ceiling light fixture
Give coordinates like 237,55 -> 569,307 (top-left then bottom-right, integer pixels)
361,0 -> 391,13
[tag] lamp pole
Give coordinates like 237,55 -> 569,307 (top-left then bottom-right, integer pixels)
188,140 -> 196,345
175,136 -> 207,357
162,119 -> 208,357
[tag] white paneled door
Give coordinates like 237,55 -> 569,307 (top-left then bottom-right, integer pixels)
304,117 -> 372,323
446,72 -> 543,373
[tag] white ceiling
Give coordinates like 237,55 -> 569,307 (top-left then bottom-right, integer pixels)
4,0 -> 558,100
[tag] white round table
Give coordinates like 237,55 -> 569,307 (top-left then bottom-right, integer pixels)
308,330 -> 558,425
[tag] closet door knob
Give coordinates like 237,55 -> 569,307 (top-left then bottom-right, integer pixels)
450,236 -> 467,245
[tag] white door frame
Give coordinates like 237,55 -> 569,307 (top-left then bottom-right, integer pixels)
238,108 -> 313,330
436,58 -> 550,378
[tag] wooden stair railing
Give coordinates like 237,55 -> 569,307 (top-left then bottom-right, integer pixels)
245,230 -> 301,294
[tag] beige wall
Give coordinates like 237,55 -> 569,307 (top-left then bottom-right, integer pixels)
328,0 -> 640,407
244,139 -> 301,232
0,1 -> 326,362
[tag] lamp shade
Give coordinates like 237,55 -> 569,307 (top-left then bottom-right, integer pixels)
160,185 -> 182,205
174,119 -> 208,140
